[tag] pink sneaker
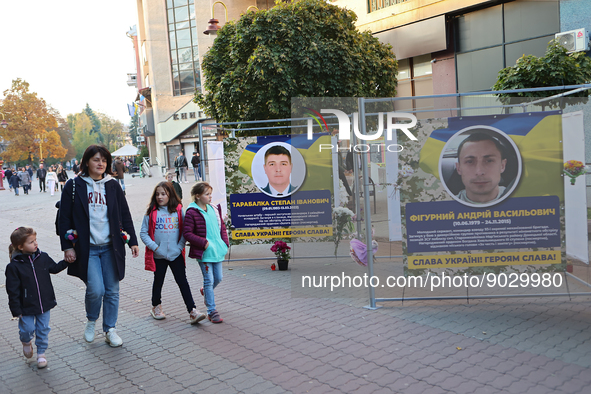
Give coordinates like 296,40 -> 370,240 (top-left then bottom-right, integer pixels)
208,310 -> 223,324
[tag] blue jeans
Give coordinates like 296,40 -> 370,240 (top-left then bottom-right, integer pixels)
86,244 -> 120,332
198,261 -> 222,314
117,178 -> 125,191
179,167 -> 188,182
193,164 -> 201,181
19,311 -> 51,354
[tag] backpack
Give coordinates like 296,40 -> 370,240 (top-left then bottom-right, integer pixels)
55,179 -> 75,236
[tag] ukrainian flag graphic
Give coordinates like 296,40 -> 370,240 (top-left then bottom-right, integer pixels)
419,112 -> 564,200
238,133 -> 333,192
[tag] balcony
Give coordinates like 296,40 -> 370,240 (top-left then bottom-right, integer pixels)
127,73 -> 137,87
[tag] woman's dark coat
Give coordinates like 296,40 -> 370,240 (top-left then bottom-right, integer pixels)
58,176 -> 138,283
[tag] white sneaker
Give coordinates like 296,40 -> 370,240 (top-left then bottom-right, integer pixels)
189,308 -> 206,325
84,320 -> 96,342
105,328 -> 123,347
150,304 -> 166,320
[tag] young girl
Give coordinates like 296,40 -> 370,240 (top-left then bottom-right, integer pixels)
5,227 -> 70,368
140,181 -> 206,324
183,182 -> 229,323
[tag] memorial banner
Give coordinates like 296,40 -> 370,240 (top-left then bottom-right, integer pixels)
226,134 -> 333,241
400,112 -> 565,271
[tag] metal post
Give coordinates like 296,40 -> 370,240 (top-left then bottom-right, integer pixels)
357,97 -> 378,310
352,132 -> 362,236
198,123 -> 206,181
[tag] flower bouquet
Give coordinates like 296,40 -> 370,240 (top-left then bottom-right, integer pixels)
270,240 -> 291,270
333,207 -> 355,256
65,229 -> 78,244
564,160 -> 587,185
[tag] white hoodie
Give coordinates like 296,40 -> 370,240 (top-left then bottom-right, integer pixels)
82,175 -> 113,245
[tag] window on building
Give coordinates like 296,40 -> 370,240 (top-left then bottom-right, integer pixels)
394,55 -> 433,114
167,0 -> 201,96
454,0 -> 559,93
369,0 -> 411,14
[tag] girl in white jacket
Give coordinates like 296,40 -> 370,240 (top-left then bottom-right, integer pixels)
46,167 -> 58,196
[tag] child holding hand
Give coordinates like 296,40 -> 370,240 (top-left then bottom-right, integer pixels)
5,227 -> 70,369
140,181 -> 206,324
183,182 -> 229,324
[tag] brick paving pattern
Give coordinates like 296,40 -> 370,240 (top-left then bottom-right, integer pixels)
1,173 -> 591,393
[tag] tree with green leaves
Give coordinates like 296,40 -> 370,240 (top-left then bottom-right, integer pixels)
0,78 -> 67,163
50,108 -> 76,160
492,39 -> 591,106
97,113 -> 125,151
84,103 -> 103,142
195,0 -> 398,132
71,113 -> 99,157
129,110 -> 139,145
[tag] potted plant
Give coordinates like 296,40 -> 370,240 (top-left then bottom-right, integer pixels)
271,240 -> 291,271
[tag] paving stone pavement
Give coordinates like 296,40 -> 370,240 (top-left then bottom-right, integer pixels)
2,173 -> 591,393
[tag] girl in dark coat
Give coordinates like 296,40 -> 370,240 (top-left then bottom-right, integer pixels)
59,145 -> 139,348
5,227 -> 70,368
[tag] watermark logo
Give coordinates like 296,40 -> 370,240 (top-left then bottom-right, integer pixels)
304,108 -> 418,141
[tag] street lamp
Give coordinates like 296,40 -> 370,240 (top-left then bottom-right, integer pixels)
35,134 -> 48,163
203,1 -> 228,35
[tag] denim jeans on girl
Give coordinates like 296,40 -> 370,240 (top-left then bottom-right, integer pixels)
19,311 -> 51,354
86,244 -> 120,332
198,261 -> 222,315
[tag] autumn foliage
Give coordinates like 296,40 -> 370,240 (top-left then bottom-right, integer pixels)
1,79 -> 67,162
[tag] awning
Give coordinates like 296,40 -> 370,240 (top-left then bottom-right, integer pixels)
111,144 -> 140,156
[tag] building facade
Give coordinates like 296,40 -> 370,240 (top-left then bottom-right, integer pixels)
132,0 -> 275,169
335,0 -> 590,111
130,0 -> 590,167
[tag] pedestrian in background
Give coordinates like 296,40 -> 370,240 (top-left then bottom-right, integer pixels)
175,151 -> 189,183
165,171 -> 183,200
5,227 -> 70,369
18,167 -> 31,195
5,167 -> 13,191
72,159 -> 79,175
113,156 -> 126,194
46,167 -> 58,196
183,182 -> 229,324
59,145 -> 139,348
37,163 -> 47,192
26,164 -> 34,181
9,168 -> 20,195
191,151 -> 201,181
57,164 -> 68,192
140,181 -> 206,324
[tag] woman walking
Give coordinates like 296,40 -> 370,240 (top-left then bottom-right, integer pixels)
59,145 -> 139,347
57,164 -> 68,192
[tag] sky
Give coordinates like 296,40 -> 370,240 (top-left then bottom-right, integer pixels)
0,1 -> 139,125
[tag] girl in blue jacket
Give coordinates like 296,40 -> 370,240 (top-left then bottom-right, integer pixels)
5,227 -> 70,369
